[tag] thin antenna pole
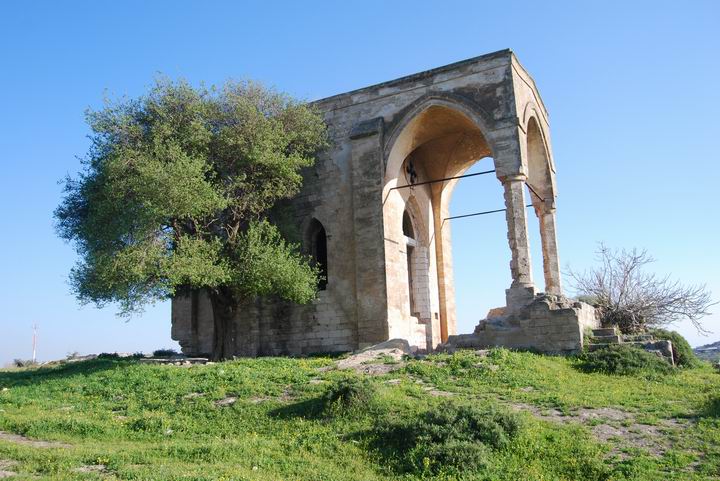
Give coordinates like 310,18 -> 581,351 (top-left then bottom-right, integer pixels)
32,324 -> 37,364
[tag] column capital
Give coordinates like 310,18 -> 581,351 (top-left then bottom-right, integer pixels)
499,173 -> 527,184
541,200 -> 557,213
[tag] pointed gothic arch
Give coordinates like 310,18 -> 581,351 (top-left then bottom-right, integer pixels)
306,218 -> 328,290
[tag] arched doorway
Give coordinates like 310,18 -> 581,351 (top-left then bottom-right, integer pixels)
381,99 -> 559,351
448,161 -> 509,335
382,102 -> 494,350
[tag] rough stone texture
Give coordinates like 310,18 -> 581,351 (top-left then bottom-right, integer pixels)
445,295 -> 600,353
172,49 -> 587,356
336,338 -> 412,372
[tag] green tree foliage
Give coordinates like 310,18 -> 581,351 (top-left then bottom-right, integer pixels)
55,79 -> 328,359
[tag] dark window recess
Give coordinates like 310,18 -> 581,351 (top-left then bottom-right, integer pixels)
402,210 -> 415,239
308,219 -> 328,290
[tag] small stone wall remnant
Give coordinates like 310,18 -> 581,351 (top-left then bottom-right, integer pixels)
445,294 -> 599,354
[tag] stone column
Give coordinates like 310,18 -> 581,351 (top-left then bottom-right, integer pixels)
501,174 -> 535,308
539,203 -> 562,295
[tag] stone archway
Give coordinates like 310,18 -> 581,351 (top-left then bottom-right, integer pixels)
381,96 -> 566,352
382,102 -> 497,350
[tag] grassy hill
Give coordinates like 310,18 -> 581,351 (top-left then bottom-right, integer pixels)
0,349 -> 718,480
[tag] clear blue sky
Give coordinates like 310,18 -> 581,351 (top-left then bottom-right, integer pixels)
1,1 -> 718,365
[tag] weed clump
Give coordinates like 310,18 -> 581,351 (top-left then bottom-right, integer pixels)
373,402 -> 521,475
321,377 -> 377,415
579,344 -> 673,376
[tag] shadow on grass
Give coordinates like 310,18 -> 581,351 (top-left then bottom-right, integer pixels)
268,396 -> 326,420
0,358 -> 138,388
700,396 -> 720,418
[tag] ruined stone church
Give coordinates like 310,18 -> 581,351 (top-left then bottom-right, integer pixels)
172,49 -> 598,357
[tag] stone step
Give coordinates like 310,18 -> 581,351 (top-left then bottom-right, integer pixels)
622,334 -> 655,342
592,328 -> 618,337
590,334 -> 622,344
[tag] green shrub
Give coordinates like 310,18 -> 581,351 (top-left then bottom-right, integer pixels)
152,348 -> 179,358
321,376 -> 376,415
373,402 -> 521,475
97,352 -> 120,359
578,344 -> 674,376
649,329 -> 700,368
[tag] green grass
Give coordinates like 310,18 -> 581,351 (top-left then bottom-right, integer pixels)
0,350 -> 718,480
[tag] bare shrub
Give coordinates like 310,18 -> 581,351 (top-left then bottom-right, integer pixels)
13,359 -> 36,368
568,244 -> 715,334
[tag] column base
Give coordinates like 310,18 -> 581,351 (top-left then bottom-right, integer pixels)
441,295 -> 600,354
505,285 -> 536,312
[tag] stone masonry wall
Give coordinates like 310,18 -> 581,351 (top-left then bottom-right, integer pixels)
171,49 -> 567,357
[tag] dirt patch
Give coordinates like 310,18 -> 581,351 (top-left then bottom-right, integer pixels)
512,404 -> 631,424
249,396 -> 271,404
0,431 -> 71,448
183,392 -> 205,400
0,460 -> 17,478
74,464 -> 107,474
591,423 -> 668,456
425,388 -> 454,397
347,363 -> 402,375
508,403 -> 682,457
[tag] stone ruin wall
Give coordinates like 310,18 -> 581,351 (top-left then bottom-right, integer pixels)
171,49 -> 598,357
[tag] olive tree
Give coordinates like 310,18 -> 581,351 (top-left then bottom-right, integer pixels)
568,244 -> 715,334
55,79 -> 328,360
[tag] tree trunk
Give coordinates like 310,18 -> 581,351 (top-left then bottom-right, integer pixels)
208,287 -> 237,361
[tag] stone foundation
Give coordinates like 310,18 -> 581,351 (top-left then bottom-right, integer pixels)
444,294 -> 600,354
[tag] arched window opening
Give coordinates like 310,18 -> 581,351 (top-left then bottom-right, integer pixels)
403,209 -> 418,315
308,219 -> 328,290
402,210 -> 415,239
